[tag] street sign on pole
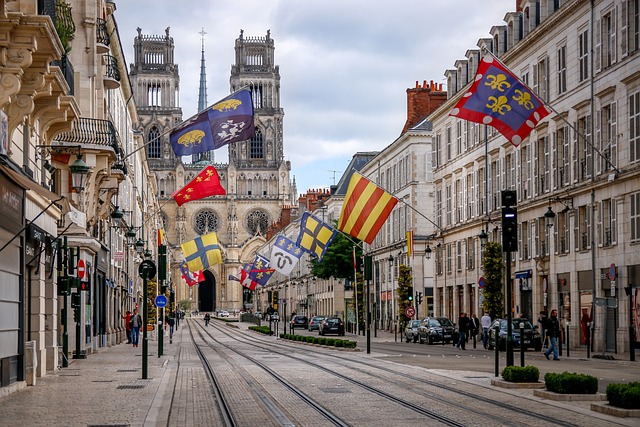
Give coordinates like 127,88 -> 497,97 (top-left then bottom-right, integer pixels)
77,259 -> 85,280
155,295 -> 167,308
405,306 -> 415,318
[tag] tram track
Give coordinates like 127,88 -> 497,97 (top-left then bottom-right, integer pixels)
199,319 -> 625,427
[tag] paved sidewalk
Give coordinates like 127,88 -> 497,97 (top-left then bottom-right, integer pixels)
0,325 -> 181,427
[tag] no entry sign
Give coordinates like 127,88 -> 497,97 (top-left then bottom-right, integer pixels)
77,259 -> 86,280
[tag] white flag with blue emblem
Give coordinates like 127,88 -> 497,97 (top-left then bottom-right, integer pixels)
270,235 -> 303,275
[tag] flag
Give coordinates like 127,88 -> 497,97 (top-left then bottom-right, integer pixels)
406,230 -> 414,258
248,254 -> 275,287
449,55 -> 551,147
179,261 -> 202,286
158,229 -> 166,246
228,274 -> 240,281
270,235 -> 303,275
337,172 -> 398,244
181,232 -> 222,272
169,89 -> 254,156
240,263 -> 257,290
296,212 -> 337,261
172,165 -> 226,206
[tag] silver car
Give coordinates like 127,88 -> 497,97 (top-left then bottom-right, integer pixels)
404,319 -> 421,343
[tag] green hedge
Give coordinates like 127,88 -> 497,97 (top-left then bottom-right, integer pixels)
606,382 -> 640,409
502,365 -> 539,383
249,326 -> 273,335
544,372 -> 598,394
277,333 -> 357,349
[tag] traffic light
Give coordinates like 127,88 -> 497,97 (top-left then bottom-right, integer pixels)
502,207 -> 518,252
407,286 -> 413,302
73,307 -> 79,323
417,292 -> 423,304
71,292 -> 80,308
79,280 -> 90,292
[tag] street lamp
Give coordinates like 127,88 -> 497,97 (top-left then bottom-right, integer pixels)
135,238 -> 145,254
126,227 -> 138,246
111,206 -> 125,226
425,245 -> 432,260
69,152 -> 90,193
479,228 -> 489,247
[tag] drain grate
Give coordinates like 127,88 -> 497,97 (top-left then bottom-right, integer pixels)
116,369 -> 138,372
116,384 -> 145,390
319,387 -> 351,394
88,424 -> 129,427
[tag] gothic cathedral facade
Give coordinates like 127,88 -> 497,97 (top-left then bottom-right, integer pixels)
130,28 -> 296,313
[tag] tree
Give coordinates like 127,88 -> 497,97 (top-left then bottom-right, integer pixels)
481,241 -> 504,320
397,264 -> 413,324
310,230 -> 362,280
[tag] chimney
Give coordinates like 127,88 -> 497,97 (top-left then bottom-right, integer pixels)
401,78 -> 448,134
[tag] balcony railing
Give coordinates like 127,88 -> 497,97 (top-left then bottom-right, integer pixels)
96,18 -> 110,53
103,55 -> 121,89
54,117 -> 118,152
51,54 -> 74,95
39,0 -> 76,54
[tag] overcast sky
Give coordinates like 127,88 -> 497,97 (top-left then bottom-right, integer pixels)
114,0 -> 514,194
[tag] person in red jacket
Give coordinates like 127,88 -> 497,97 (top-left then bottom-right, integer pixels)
122,310 -> 132,344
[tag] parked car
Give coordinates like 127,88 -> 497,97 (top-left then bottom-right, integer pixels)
487,318 -> 542,351
404,319 -> 421,343
319,317 -> 345,336
308,316 -> 326,331
270,313 -> 280,321
217,310 -> 229,317
417,317 -> 458,344
290,315 -> 308,329
254,311 -> 262,319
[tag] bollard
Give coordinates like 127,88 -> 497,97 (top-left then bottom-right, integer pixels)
586,322 -> 591,358
519,323 -> 525,367
566,324 -> 570,358
494,325 -> 500,377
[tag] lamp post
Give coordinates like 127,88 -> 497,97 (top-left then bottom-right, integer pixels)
69,152 -> 90,193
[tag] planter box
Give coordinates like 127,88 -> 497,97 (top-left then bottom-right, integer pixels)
533,390 -> 607,401
591,403 -> 640,418
491,379 -> 544,389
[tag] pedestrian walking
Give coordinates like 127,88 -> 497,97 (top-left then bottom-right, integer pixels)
456,313 -> 470,350
481,312 -> 492,349
544,309 -> 560,360
538,310 -> 548,348
122,310 -> 132,344
471,314 -> 480,344
130,309 -> 142,348
204,313 -> 210,326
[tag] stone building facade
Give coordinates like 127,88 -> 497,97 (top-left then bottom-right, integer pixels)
131,30 -> 296,313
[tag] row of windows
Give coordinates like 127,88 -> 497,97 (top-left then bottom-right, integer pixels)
193,209 -> 269,236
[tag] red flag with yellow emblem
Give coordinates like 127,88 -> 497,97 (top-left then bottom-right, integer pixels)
171,165 -> 226,206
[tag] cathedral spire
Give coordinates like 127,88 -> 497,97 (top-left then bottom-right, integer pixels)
197,28 -> 208,113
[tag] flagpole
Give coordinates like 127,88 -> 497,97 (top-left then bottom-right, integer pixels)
353,246 -> 359,336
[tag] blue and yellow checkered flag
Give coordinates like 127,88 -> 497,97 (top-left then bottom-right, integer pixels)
296,212 -> 337,261
181,232 -> 222,272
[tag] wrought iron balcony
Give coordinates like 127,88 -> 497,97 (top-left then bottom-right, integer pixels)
39,0 -> 76,54
54,117 -> 119,154
96,18 -> 110,54
103,54 -> 121,89
51,54 -> 74,95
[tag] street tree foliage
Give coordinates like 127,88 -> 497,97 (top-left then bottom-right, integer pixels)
177,299 -> 193,312
481,241 -> 504,320
355,271 -> 365,328
310,230 -> 362,280
397,264 -> 413,324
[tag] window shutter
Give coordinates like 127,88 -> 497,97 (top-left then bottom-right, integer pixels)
598,202 -> 603,247
611,6 -> 618,64
572,121 -> 579,183
531,220 -> 536,259
586,206 -> 592,249
612,198 -> 617,244
596,108 -> 603,175
563,127 -> 570,185
518,223 -> 524,260
621,0 -> 628,58
574,208 -> 580,250
611,101 -> 617,169
553,209 -> 559,254
552,132 -> 558,189
595,18 -> 602,72
533,139 -> 540,196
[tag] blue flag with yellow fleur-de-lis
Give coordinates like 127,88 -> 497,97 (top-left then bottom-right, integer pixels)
170,89 -> 255,156
449,55 -> 551,147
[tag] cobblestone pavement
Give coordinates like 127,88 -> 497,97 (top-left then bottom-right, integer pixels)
0,317 -> 637,426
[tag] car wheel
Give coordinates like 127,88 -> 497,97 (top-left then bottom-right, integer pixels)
428,336 -> 434,345
405,335 -> 411,343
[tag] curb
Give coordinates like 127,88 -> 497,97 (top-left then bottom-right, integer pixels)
590,403 -> 640,418
490,379 -> 544,389
533,390 -> 607,401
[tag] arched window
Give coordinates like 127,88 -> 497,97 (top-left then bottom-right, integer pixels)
246,209 -> 269,235
148,126 -> 161,158
194,210 -> 219,234
250,129 -> 264,159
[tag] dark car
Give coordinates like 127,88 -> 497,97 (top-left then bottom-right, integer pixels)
417,317 -> 458,344
404,319 -> 421,343
319,317 -> 345,336
487,318 -> 542,351
308,316 -> 326,331
290,315 -> 308,329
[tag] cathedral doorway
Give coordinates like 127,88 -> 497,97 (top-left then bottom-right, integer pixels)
198,270 -> 217,313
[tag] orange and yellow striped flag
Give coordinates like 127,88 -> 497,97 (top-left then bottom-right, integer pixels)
406,230 -> 414,258
337,172 -> 398,244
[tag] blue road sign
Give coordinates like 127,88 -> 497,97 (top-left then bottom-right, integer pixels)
155,295 -> 168,308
